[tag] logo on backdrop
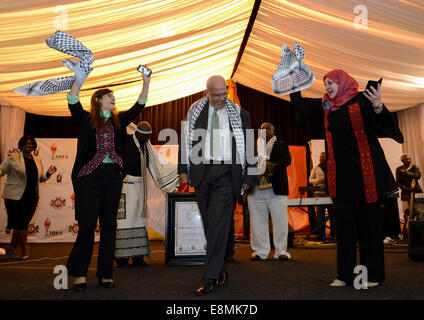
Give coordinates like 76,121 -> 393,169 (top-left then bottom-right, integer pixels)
44,217 -> 51,236
56,172 -> 64,183
28,223 -> 40,235
68,223 -> 79,235
7,146 -> 19,155
43,217 -> 63,236
50,143 -> 69,160
50,197 -> 66,209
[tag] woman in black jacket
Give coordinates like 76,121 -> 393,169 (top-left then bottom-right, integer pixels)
290,69 -> 403,288
66,67 -> 151,292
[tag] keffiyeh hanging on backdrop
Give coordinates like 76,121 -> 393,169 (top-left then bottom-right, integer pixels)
13,30 -> 93,96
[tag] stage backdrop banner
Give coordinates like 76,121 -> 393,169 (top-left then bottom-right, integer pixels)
0,138 -> 174,243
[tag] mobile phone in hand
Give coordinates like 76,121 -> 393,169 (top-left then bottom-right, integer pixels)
137,65 -> 152,77
365,77 -> 383,91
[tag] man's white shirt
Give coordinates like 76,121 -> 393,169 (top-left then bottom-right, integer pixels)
204,104 -> 232,161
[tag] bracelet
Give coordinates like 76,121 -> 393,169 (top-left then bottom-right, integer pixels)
373,103 -> 383,109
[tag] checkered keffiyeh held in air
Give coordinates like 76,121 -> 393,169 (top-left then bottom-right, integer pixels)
271,43 -> 315,95
13,30 -> 94,96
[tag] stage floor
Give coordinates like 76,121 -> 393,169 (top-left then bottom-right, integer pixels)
0,237 -> 423,302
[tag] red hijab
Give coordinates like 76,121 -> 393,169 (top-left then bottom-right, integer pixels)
322,69 -> 358,110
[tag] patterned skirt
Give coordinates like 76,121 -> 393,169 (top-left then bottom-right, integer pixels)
115,175 -> 150,258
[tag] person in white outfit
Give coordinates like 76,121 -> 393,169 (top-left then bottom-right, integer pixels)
248,123 -> 292,261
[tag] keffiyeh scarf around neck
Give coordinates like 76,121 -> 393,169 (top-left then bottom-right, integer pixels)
183,97 -> 246,175
13,30 -> 93,96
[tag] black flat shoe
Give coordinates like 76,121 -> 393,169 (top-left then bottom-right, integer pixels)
98,278 -> 115,289
132,256 -> 146,267
195,280 -> 217,296
73,282 -> 86,292
217,272 -> 229,287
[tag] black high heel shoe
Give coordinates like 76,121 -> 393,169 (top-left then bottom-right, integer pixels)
98,277 -> 115,289
73,282 -> 87,292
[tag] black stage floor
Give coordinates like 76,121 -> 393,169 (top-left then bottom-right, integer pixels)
1,237 -> 423,304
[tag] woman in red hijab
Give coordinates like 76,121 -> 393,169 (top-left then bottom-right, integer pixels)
291,69 -> 403,288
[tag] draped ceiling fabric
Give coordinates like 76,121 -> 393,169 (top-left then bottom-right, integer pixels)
0,0 -> 423,116
233,0 -> 424,112
0,0 -> 254,116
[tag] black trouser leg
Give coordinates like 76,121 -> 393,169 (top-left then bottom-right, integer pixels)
96,174 -> 122,279
195,164 -> 235,281
226,205 -> 235,257
67,164 -> 122,279
357,202 -> 385,282
335,200 -> 385,283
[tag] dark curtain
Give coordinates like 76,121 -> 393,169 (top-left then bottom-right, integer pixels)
236,83 -> 324,145
24,113 -> 78,138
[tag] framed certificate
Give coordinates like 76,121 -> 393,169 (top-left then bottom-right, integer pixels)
165,192 -> 206,266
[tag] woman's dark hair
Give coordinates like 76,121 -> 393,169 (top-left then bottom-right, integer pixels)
18,135 -> 37,151
90,88 -> 121,130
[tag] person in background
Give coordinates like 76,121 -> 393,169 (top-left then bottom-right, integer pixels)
248,122 -> 292,262
308,152 -> 335,241
65,65 -> 151,292
0,135 -> 56,260
115,121 -> 153,268
396,153 -> 422,238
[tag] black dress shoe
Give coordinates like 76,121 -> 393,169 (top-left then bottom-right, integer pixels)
250,255 -> 264,261
73,282 -> 87,292
217,272 -> 229,287
98,277 -> 115,289
195,280 -> 217,296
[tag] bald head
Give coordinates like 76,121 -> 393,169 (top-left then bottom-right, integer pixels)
206,75 -> 227,109
206,75 -> 226,89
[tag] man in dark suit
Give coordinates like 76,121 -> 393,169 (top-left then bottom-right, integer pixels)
248,122 -> 292,262
178,75 -> 254,295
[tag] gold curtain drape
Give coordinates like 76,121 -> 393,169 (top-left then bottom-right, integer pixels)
0,0 -> 254,116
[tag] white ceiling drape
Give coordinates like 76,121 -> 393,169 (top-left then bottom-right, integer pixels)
233,0 -> 424,112
0,0 -> 254,116
1,0 -> 423,116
